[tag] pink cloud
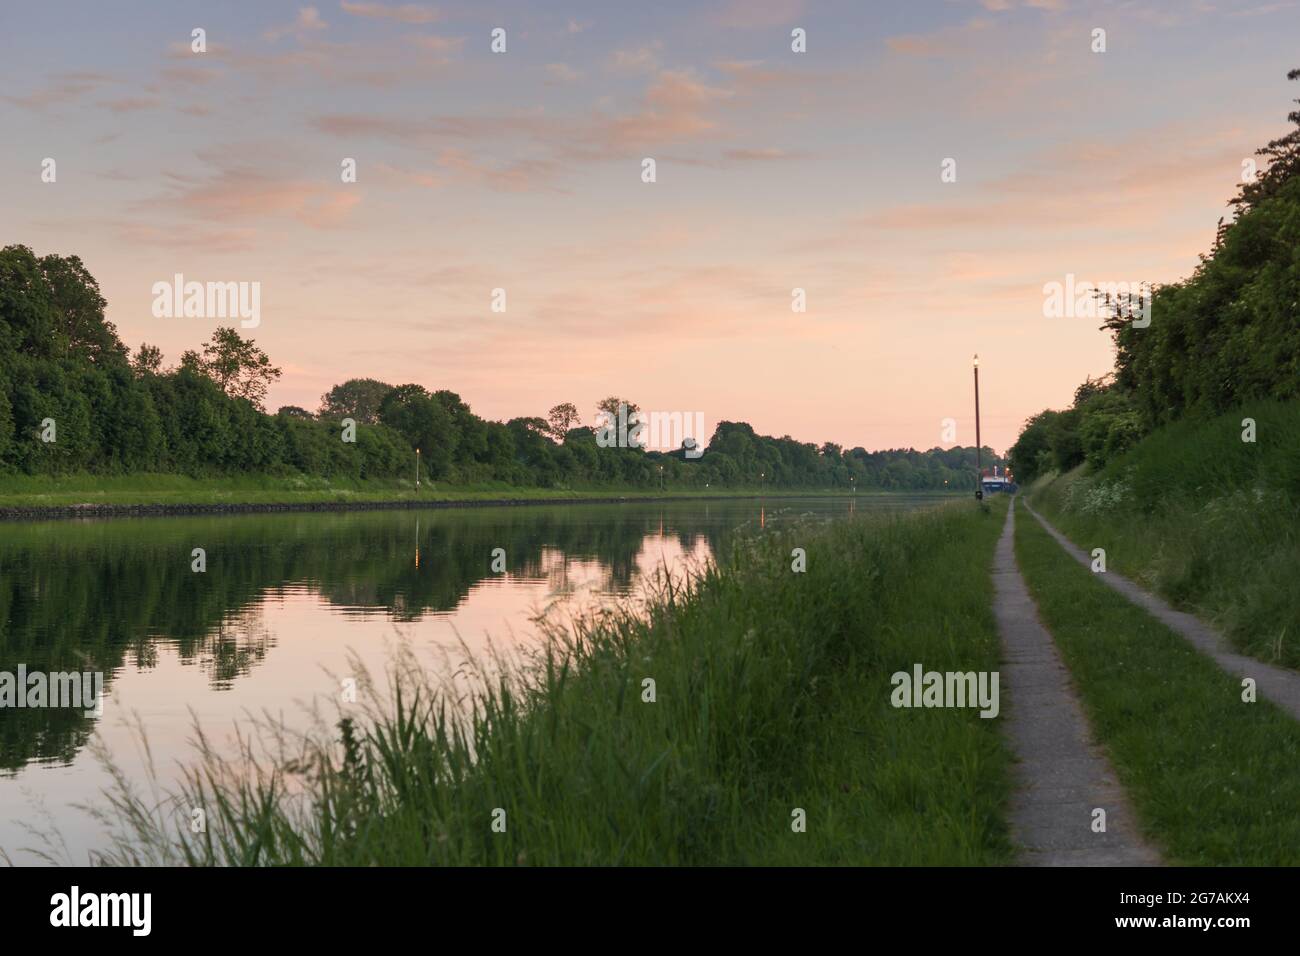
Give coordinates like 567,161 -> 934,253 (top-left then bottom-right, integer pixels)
5,71 -> 113,108
100,96 -> 161,113
713,0 -> 806,28
264,6 -> 330,42
887,19 -> 993,56
340,2 -> 439,24
151,164 -> 363,231
408,33 -> 464,54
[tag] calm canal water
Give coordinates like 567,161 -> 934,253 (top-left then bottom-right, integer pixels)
0,494 -> 945,863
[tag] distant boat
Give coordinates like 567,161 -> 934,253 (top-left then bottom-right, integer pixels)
980,468 -> 1016,494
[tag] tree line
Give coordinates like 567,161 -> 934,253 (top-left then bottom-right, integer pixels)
0,244 -> 999,491
1010,68 -> 1300,484
0,506 -> 723,769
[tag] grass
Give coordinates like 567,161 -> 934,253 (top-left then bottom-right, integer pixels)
0,472 -> 950,509
88,497 -> 1012,866
1030,399 -> 1300,669
1014,503 -> 1300,865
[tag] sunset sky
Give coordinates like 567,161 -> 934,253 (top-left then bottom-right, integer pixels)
3,0 -> 1298,453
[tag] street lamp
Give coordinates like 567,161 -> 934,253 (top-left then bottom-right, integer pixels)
416,447 -> 421,489
973,355 -> 982,501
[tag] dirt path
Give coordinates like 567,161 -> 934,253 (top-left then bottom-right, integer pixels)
993,498 -> 1161,866
1023,499 -> 1300,723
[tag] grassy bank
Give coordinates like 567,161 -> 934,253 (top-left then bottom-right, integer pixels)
96,498 -> 1011,866
0,472 -> 953,509
1014,505 -> 1300,864
1028,399 -> 1300,669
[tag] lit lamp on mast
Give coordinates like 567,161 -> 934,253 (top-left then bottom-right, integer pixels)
973,354 -> 983,501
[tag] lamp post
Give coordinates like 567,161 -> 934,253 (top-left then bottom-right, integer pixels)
973,355 -> 983,501
416,448 -> 421,489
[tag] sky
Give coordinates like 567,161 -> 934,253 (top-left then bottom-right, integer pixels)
3,0 -> 1299,454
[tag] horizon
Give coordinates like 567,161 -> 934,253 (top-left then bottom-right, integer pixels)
4,0 -> 1298,454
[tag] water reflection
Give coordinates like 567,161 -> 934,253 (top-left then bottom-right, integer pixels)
0,494 -> 943,860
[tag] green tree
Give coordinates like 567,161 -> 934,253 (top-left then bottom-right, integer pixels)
596,397 -> 640,428
39,252 -> 123,365
0,245 -> 55,358
1008,410 -> 1059,485
0,245 -> 127,366
0,385 -> 13,463
1232,67 -> 1300,215
378,385 -> 456,478
131,343 -> 164,377
188,327 -> 282,410
318,378 -> 393,424
547,402 -> 581,441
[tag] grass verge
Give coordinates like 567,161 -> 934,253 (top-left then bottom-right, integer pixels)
0,473 -> 950,509
1015,504 -> 1300,865
93,498 -> 1012,866
1029,399 -> 1300,669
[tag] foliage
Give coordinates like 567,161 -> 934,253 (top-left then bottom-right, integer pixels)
318,378 -> 392,425
88,500 -> 1013,866
0,245 -> 408,479
546,402 -> 580,441
1010,68 -> 1300,480
1030,398 -> 1300,668
182,327 -> 282,410
0,245 -> 1003,489
1016,504 -> 1300,864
